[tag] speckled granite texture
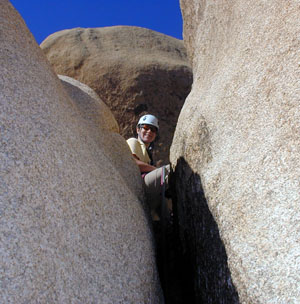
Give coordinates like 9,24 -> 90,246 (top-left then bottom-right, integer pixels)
170,0 -> 300,303
0,1 -> 163,303
58,75 -> 120,133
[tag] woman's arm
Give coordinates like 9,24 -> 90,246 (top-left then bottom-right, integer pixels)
132,154 -> 156,173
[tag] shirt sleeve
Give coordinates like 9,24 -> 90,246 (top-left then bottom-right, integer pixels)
126,138 -> 143,160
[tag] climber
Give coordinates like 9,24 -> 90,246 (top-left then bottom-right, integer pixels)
127,114 -> 170,220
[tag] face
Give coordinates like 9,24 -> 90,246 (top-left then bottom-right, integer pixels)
137,124 -> 157,145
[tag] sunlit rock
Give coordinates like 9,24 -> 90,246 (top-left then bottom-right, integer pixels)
41,26 -> 192,165
171,0 -> 300,302
0,1 -> 163,302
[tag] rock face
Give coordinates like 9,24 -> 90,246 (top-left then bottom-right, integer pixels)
0,1 -> 163,303
170,0 -> 300,303
58,75 -> 119,134
40,26 -> 192,165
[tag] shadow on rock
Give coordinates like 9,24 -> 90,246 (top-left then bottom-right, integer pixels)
154,157 -> 240,304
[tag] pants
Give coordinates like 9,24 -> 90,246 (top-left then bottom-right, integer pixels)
143,164 -> 170,219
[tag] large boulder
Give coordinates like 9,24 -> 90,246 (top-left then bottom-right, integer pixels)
0,1 -> 163,302
58,74 -> 119,133
40,26 -> 192,165
170,0 -> 300,303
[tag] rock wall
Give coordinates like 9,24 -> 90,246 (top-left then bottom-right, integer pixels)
40,26 -> 193,165
59,75 -> 120,134
171,0 -> 300,303
0,1 -> 163,303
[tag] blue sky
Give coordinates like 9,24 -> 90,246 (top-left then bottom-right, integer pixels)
10,0 -> 183,44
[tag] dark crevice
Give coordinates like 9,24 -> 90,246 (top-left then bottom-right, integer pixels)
134,103 -> 148,115
153,157 -> 239,303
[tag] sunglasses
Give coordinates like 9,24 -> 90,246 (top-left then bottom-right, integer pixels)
141,124 -> 158,133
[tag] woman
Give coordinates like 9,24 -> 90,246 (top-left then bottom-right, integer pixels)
127,114 -> 170,219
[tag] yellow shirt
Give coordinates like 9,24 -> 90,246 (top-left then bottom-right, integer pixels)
126,138 -> 150,164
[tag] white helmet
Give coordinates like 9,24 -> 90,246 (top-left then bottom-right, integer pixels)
137,114 -> 159,130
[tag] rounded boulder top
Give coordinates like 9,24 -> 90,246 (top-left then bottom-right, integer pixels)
41,25 -> 193,165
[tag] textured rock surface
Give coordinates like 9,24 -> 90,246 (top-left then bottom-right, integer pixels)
170,158 -> 239,303
59,75 -> 119,133
40,26 -> 192,165
170,0 -> 300,303
0,1 -> 163,303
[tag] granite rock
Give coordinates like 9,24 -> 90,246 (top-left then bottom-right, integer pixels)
40,26 -> 192,165
0,1 -> 163,302
59,75 -> 119,133
170,0 -> 300,303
